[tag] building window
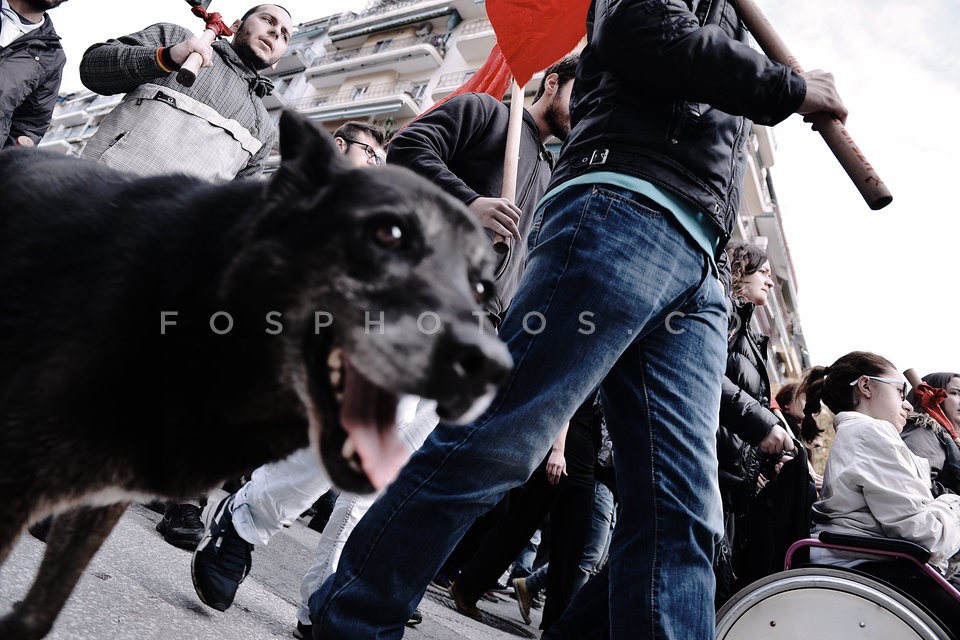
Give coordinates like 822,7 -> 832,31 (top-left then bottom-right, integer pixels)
351,85 -> 369,101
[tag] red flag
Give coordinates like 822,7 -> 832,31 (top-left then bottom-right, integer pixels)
914,383 -> 960,445
392,1 -> 588,135
486,0 -> 590,87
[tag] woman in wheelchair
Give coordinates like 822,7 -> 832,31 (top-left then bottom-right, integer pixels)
802,351 -> 960,632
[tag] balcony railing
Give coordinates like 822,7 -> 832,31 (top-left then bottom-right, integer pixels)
311,33 -> 447,68
459,17 -> 492,36
291,80 -> 424,112
435,69 -> 476,91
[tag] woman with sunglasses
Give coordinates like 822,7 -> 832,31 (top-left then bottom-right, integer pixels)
802,351 -> 960,627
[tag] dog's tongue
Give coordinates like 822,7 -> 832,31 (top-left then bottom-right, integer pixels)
340,355 -> 407,489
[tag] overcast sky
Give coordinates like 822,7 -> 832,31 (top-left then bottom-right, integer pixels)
48,0 -> 959,379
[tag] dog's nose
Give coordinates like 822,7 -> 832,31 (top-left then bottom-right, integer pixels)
439,326 -> 512,390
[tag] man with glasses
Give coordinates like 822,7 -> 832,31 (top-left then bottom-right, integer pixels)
332,120 -> 384,166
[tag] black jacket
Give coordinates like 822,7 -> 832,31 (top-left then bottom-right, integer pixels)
1,13 -> 65,147
550,0 -> 806,254
718,301 -> 779,512
387,93 -> 553,319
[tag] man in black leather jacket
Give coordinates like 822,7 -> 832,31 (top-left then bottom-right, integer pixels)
308,2 -> 847,637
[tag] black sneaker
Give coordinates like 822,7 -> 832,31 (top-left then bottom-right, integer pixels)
191,494 -> 254,612
156,503 -> 205,550
406,608 -> 423,626
292,620 -> 311,639
28,515 -> 54,543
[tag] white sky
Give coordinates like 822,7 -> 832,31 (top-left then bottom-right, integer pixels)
48,0 -> 959,378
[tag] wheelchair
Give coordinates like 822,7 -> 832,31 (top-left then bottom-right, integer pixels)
716,531 -> 960,639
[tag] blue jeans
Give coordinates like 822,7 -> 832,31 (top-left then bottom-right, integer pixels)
511,528 -> 541,579
573,480 -> 616,594
309,184 -> 726,639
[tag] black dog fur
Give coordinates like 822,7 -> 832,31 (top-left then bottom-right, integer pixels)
0,110 -> 510,639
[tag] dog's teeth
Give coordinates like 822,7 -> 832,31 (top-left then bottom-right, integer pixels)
342,438 -> 356,460
327,348 -> 343,370
329,370 -> 341,389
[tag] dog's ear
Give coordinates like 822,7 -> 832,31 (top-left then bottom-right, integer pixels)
272,110 -> 349,190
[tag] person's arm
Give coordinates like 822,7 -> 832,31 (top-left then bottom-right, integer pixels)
7,52 -> 64,146
594,0 -> 831,126
387,93 -> 523,239
386,93 -> 496,204
80,23 -> 211,95
856,429 -> 960,565
545,423 -> 569,485
720,376 -> 793,453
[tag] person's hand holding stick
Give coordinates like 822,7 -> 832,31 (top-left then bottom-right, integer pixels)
735,0 -> 892,210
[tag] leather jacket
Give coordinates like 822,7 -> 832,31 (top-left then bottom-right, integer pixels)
549,0 -> 807,255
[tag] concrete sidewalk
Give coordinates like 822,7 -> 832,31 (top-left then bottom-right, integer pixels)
1,498 -> 543,639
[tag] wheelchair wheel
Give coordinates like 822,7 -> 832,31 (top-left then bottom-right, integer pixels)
716,568 -> 953,640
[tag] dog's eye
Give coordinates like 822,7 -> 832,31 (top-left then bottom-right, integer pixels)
472,280 -> 494,305
373,223 -> 404,249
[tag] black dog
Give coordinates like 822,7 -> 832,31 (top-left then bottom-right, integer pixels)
0,110 -> 511,639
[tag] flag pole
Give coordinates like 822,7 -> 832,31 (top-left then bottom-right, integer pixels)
493,77 -> 524,254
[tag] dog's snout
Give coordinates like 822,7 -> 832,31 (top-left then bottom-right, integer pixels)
441,328 -> 511,388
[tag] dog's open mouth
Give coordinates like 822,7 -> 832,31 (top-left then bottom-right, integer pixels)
318,347 -> 408,493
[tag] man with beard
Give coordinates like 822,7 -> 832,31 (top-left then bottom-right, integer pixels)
75,4 -> 291,550
79,4 -> 292,180
0,0 -> 68,148
387,54 -> 577,322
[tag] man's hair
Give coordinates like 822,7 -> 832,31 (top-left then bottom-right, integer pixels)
241,4 -> 292,22
333,121 -> 386,147
533,55 -> 579,103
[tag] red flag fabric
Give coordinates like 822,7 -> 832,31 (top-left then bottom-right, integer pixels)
915,383 -> 960,445
486,0 -> 590,87
390,1 -> 588,137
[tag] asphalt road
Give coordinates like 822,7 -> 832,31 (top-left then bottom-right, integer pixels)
1,495 -> 543,639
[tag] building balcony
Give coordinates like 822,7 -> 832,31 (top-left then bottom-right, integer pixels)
36,137 -> 74,154
327,0 -> 458,46
291,80 -> 425,122
49,97 -> 93,127
456,17 -> 494,61
306,33 -> 447,89
270,39 -> 322,76
85,94 -> 123,116
451,0 -> 486,20
431,68 -> 476,99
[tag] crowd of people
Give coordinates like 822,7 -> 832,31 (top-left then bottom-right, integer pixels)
8,1 -> 960,639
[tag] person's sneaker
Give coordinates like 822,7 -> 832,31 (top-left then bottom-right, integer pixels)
480,590 -> 499,603
491,579 -> 512,594
156,503 -> 205,550
448,581 -> 482,621
531,590 -> 544,610
292,620 -> 311,639
513,576 -> 532,625
28,515 -> 54,543
405,609 -> 423,626
191,495 -> 254,612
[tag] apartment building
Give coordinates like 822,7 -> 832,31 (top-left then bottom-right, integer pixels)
37,0 -> 809,384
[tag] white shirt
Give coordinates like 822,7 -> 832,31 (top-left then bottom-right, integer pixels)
0,0 -> 44,48
811,411 -> 960,574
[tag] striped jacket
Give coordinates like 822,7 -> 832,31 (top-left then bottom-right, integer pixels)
79,22 -> 276,181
